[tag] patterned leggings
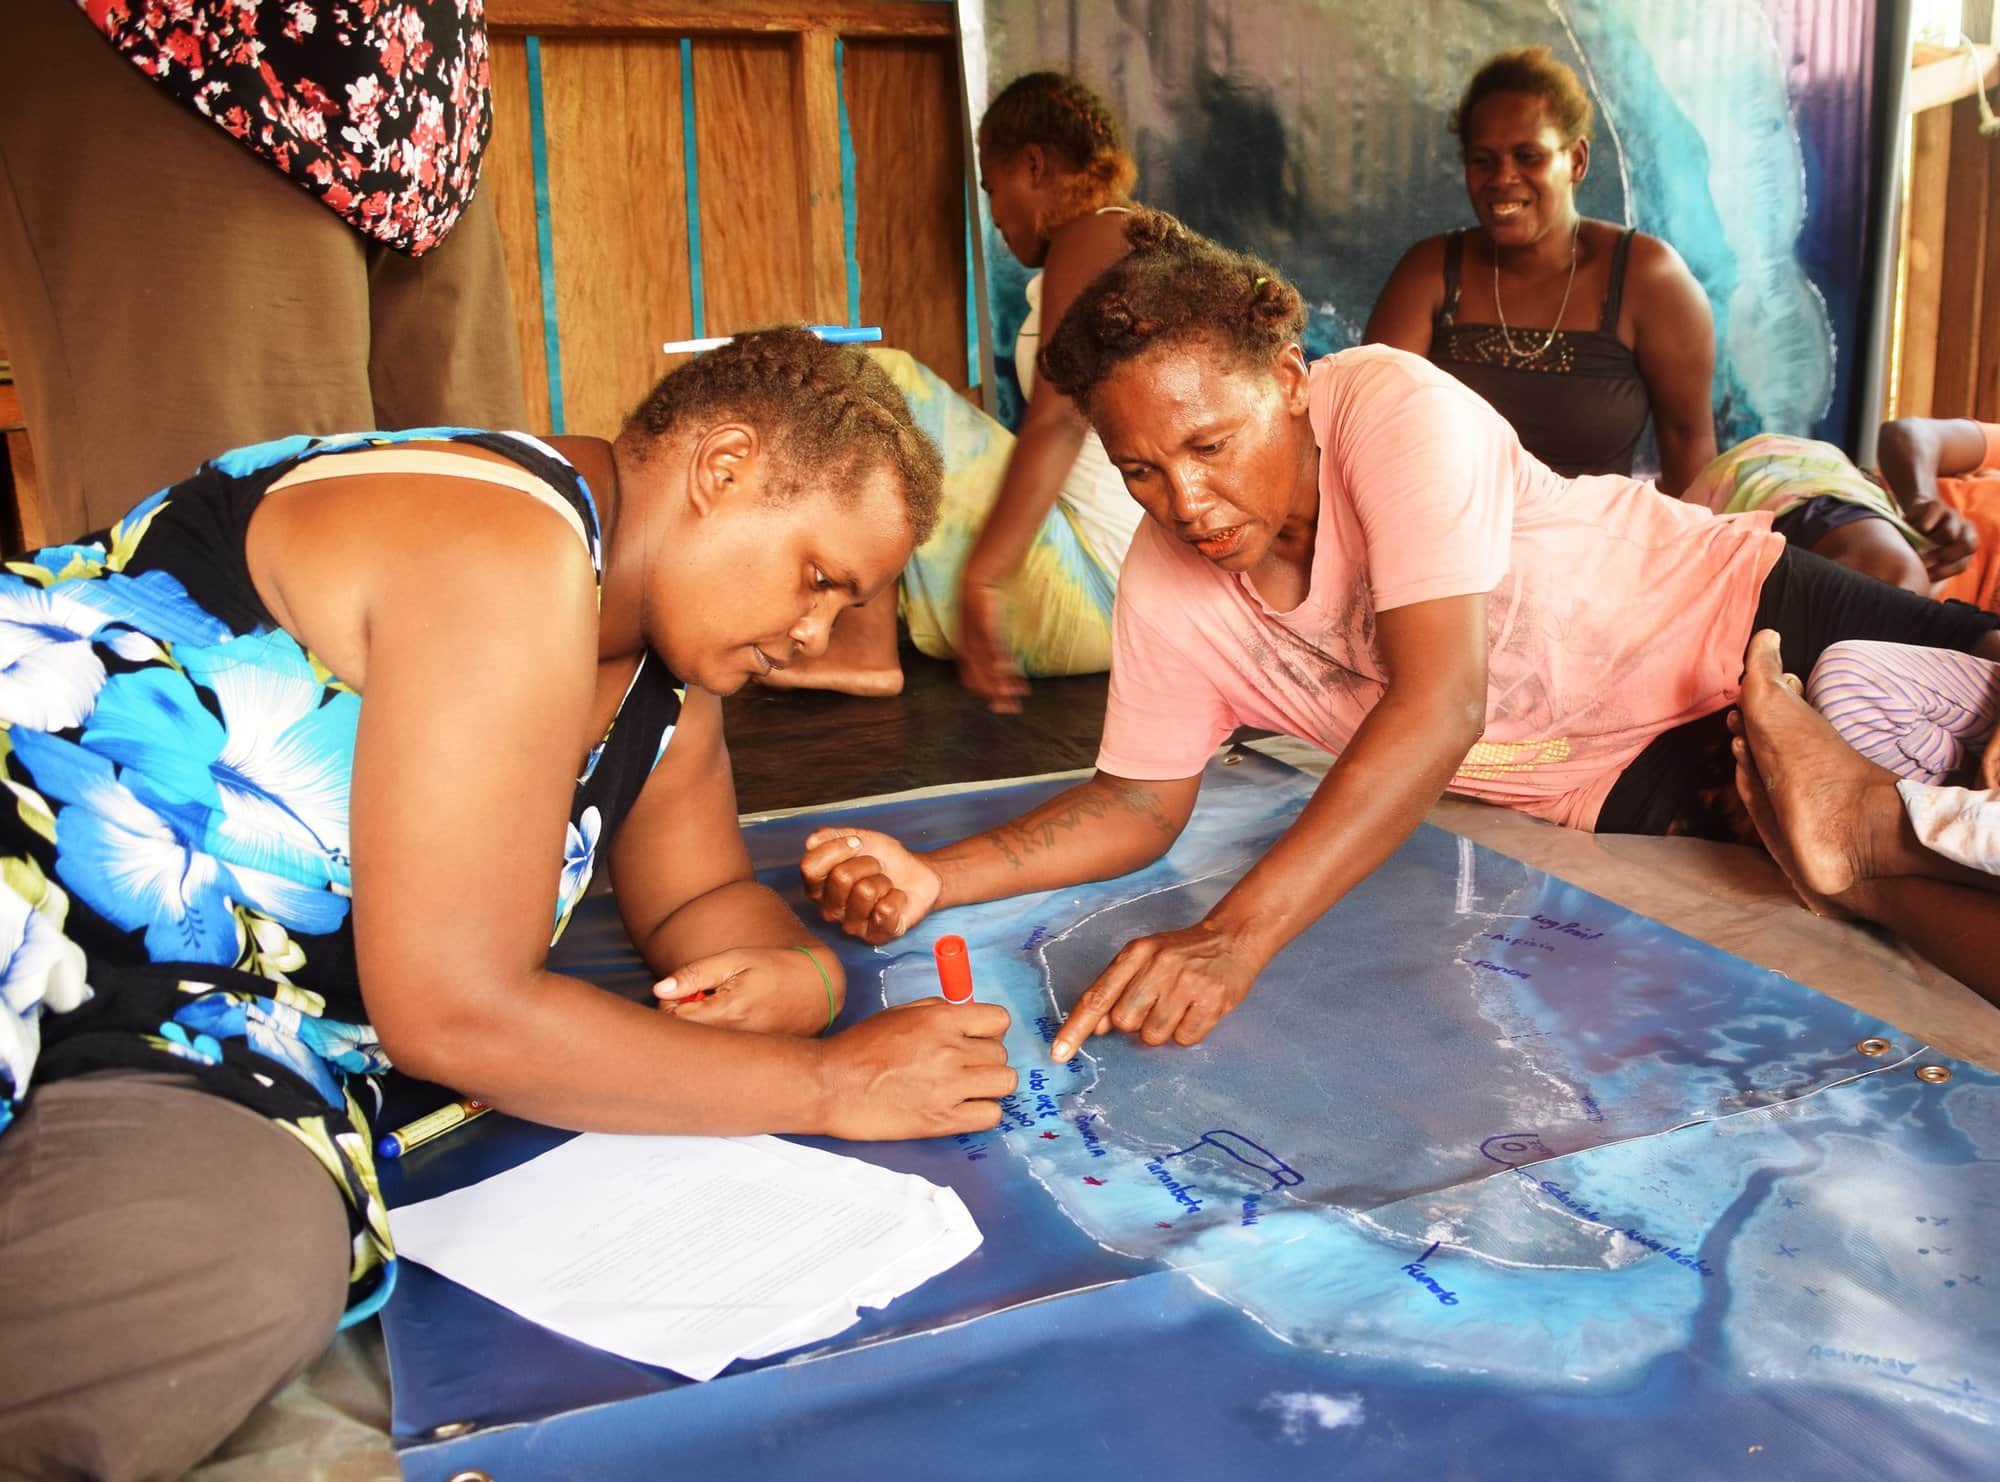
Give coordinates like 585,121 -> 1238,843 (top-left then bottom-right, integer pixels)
1808,641 -> 2000,873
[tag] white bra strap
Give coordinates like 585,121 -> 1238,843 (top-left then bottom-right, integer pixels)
267,446 -> 591,557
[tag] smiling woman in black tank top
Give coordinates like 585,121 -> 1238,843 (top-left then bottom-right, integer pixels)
1365,46 -> 1719,497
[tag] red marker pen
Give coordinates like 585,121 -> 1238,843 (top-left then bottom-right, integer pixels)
934,934 -> 975,1004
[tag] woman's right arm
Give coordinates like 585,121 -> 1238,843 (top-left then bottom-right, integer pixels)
1362,238 -> 1445,356
261,474 -> 1012,1140
800,770 -> 1201,942
958,209 -> 1136,712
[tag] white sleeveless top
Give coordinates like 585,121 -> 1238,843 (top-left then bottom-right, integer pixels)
1013,220 -> 1146,576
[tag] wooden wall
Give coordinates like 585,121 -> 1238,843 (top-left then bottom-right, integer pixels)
489,8 -> 969,439
1893,17 -> 2000,423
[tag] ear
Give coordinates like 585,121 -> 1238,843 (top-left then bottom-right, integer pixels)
1570,137 -> 1590,186
1021,141 -> 1048,188
686,423 -> 759,517
1272,343 -> 1312,416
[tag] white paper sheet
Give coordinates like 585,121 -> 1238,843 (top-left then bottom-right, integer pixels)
389,1133 -> 981,1381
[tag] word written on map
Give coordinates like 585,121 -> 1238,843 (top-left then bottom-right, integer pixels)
1401,1242 -> 1461,1306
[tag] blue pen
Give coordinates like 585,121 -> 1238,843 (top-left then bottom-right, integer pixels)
805,324 -> 884,344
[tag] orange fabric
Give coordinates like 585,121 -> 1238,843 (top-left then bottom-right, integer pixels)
1933,473 -> 2000,609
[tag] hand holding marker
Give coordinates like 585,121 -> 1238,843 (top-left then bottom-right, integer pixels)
384,925 -> 964,1158
661,324 -> 883,356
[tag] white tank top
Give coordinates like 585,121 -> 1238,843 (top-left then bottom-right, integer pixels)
1013,211 -> 1145,575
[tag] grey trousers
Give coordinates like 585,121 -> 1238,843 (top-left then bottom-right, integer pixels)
0,1073 -> 352,1482
0,0 -> 527,543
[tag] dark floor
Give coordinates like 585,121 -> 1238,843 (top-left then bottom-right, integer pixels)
722,644 -> 1110,813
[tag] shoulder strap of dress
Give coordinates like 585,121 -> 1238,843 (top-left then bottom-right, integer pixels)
1601,228 -> 1638,331
1438,231 -> 1465,324
267,446 -> 593,563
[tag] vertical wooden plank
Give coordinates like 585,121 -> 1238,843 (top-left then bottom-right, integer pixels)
541,37 -> 693,437
488,36 -> 552,430
845,38 -> 969,389
1896,107 -> 1952,422
1932,91 -> 1991,419
693,38 -> 816,334
792,30 -> 849,323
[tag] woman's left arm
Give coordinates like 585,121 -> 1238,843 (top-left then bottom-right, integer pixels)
1050,593 -> 1488,1059
611,687 -> 843,1034
1628,236 -> 1718,498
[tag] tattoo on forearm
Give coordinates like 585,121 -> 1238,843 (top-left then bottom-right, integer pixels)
988,779 -> 1179,870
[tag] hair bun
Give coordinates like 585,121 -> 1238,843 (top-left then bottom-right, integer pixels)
1123,208 -> 1181,254
1092,293 -> 1148,348
1247,273 -> 1301,324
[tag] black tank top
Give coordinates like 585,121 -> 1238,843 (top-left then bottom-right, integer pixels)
1429,228 -> 1650,477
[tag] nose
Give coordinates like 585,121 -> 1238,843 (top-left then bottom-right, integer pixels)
1164,467 -> 1210,527
791,605 -> 835,660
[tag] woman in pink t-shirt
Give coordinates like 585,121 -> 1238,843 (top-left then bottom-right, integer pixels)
799,212 -> 2000,1058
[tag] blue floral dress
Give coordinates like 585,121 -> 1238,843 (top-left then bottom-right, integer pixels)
0,428 -> 685,1322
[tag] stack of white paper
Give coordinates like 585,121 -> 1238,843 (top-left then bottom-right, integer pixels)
389,1133 -> 981,1381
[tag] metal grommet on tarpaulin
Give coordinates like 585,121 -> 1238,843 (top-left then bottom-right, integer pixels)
1222,751 -> 1242,765
429,1421 -> 477,1440
1856,1037 -> 1892,1056
447,1471 -> 493,1482
1916,1064 -> 1953,1084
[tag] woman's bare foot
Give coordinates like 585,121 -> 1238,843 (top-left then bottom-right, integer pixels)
758,661 -> 905,697
1732,740 -> 1850,919
1733,629 -> 1917,900
758,595 -> 905,698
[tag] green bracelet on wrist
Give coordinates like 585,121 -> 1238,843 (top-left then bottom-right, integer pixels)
793,944 -> 836,1033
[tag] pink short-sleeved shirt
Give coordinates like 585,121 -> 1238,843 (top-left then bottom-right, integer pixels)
1095,346 -> 1785,830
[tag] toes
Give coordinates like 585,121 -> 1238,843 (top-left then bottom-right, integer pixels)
1747,629 -> 1785,676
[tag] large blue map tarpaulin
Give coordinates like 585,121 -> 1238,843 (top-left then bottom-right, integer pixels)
382,752 -> 1997,1480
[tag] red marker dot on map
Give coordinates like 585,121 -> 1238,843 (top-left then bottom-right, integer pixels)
1040,1131 -> 1060,1140
1083,1176 -> 1105,1186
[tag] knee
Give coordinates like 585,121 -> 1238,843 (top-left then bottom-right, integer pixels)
1842,542 -> 1931,596
0,1083 -> 351,1481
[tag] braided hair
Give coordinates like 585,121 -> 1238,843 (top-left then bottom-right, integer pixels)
1452,47 -> 1594,148
1037,210 -> 1305,409
977,71 -> 1137,235
621,327 -> 942,543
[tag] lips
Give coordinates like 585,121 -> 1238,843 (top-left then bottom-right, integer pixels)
751,646 -> 787,675
1188,525 -> 1248,560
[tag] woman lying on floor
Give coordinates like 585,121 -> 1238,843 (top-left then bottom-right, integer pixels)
797,212 -> 2000,1064
0,328 -> 1013,1480
1686,418 -> 2000,602
770,71 -> 1147,706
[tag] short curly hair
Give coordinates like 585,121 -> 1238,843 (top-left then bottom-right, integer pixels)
977,71 -> 1138,235
1037,209 -> 1305,408
620,326 -> 942,544
1452,46 -> 1593,148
